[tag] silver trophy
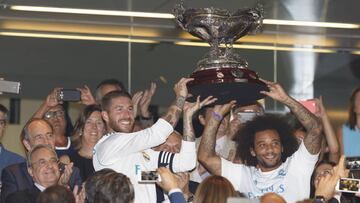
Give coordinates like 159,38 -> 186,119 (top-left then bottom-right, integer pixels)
174,3 -> 268,105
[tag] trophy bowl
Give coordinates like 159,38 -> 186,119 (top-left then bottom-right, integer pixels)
174,4 -> 267,105
174,6 -> 263,45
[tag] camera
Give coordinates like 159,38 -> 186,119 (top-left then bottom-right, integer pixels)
0,80 -> 21,94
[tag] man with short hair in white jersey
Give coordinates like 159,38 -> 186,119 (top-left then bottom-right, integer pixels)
93,78 -> 199,203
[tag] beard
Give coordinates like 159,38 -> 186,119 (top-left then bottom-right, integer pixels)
256,154 -> 282,170
108,119 -> 134,133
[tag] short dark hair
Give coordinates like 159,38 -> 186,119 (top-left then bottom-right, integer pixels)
85,169 -> 134,203
234,114 -> 299,167
96,79 -> 125,91
96,79 -> 126,102
20,118 -> 53,141
0,103 -> 8,115
101,90 -> 132,111
36,185 -> 75,203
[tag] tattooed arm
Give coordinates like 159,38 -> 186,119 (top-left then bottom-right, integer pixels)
260,79 -> 323,154
161,78 -> 193,128
198,101 -> 236,175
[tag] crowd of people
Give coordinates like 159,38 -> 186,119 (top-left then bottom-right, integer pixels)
0,77 -> 360,203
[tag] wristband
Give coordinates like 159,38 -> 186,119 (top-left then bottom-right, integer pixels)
313,196 -> 326,203
212,112 -> 223,121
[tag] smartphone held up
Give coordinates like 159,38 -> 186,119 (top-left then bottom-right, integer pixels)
57,89 -> 81,102
299,99 -> 316,114
345,157 -> 360,170
138,170 -> 161,183
336,178 -> 360,193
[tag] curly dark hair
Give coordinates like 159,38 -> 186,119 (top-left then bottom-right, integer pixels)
234,114 -> 299,167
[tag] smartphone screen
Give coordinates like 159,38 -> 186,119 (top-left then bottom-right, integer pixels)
58,89 -> 81,102
299,100 -> 316,114
58,162 -> 65,174
237,112 -> 258,123
345,157 -> 360,170
337,178 -> 360,193
138,171 -> 161,183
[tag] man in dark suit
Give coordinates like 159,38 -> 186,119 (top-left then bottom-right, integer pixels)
1,118 -> 81,201
6,144 -> 61,203
0,104 -> 25,179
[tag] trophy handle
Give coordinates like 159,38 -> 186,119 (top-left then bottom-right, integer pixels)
173,2 -> 187,30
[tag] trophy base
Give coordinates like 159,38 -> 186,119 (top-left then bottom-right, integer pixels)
187,82 -> 268,105
187,67 -> 268,105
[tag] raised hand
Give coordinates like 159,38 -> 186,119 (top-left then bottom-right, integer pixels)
260,79 -> 289,103
156,167 -> 179,193
132,91 -> 143,117
314,96 -> 325,118
228,112 -> 242,140
139,82 -> 157,118
46,88 -> 62,107
183,96 -> 217,141
315,155 -> 349,200
174,172 -> 192,200
32,87 -> 63,119
77,85 -> 96,106
183,96 -> 217,119
162,77 -> 194,128
58,162 -> 74,187
211,100 -> 237,121
73,185 -> 85,203
173,78 -> 194,99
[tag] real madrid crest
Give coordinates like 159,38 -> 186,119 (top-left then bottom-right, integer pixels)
142,151 -> 150,162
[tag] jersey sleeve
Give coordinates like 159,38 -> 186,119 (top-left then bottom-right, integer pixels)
221,158 -> 245,191
95,118 -> 173,165
287,141 -> 319,175
152,141 -> 196,173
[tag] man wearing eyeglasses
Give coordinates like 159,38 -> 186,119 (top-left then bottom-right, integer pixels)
0,104 -> 24,180
5,144 -> 61,203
